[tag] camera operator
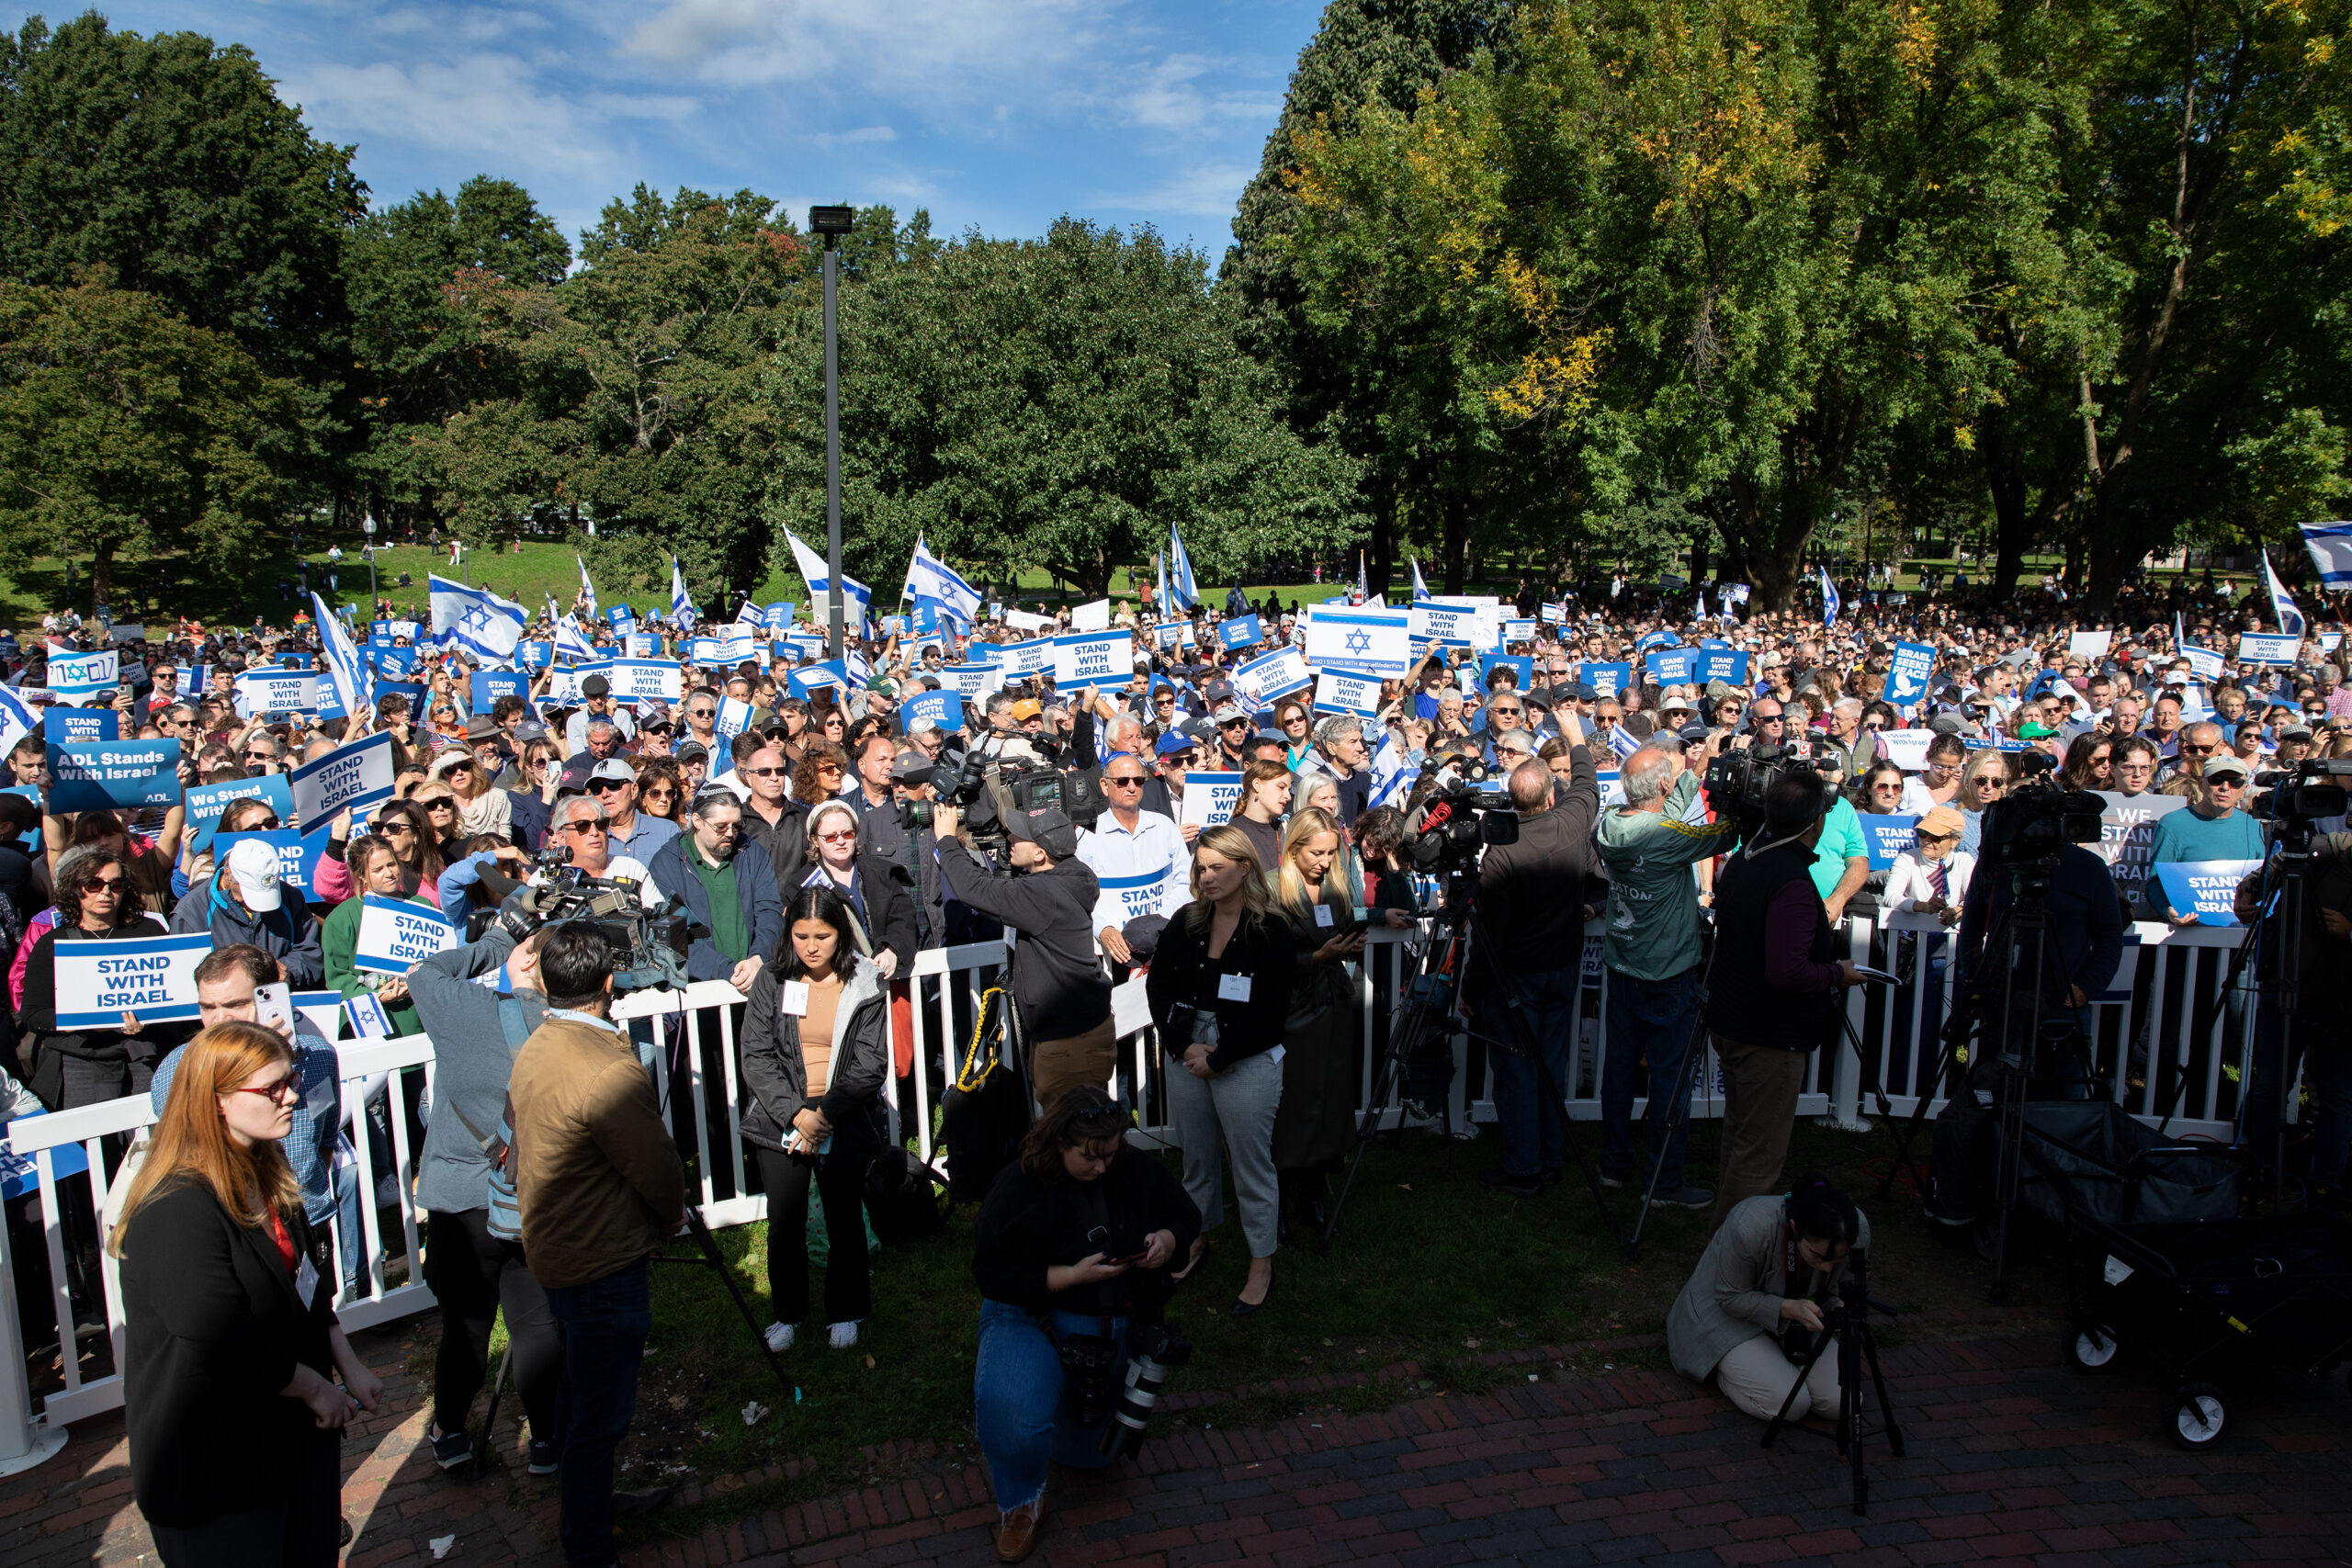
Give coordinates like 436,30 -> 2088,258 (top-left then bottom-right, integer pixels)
970,1089 -> 1200,1563
508,926 -> 687,1562
1668,1173 -> 1868,1421
2234,832 -> 2352,1196
1704,769 -> 1871,1227
1473,716 -> 1599,1198
933,803 -> 1114,1110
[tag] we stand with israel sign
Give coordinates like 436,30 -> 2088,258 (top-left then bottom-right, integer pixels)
354,895 -> 459,975
54,933 -> 213,1029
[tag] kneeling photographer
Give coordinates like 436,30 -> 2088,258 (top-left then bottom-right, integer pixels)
1668,1173 -> 1868,1422
970,1089 -> 1201,1564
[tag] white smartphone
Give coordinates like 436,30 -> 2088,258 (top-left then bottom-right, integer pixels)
254,982 -> 297,1034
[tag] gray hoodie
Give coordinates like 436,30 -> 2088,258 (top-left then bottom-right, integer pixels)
406,926 -> 548,1214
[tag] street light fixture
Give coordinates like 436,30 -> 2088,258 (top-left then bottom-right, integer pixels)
809,204 -> 854,658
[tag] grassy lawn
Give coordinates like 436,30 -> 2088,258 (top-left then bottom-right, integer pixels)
537,1115 -> 2071,1545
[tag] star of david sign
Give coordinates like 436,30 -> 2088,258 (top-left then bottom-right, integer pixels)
460,604 -> 493,635
1343,629 -> 1373,656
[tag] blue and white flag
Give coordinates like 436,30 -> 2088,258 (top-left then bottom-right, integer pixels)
1366,729 -> 1414,810
1411,558 -> 1430,602
1356,550 -> 1369,603
1157,552 -> 1170,616
2175,611 -> 2226,682
1818,566 -> 1840,627
1608,723 -> 1642,761
1167,526 -> 1198,611
905,536 -> 982,625
429,575 -> 526,664
785,527 -> 872,622
554,615 -> 597,663
576,555 -> 600,620
670,558 -> 695,628
0,685 -> 38,757
311,591 -> 375,720
2264,547 -> 2307,637
2300,520 -> 2352,591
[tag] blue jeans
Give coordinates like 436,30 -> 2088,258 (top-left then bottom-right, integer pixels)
973,1301 -> 1126,1511
330,1162 -> 364,1292
1489,966 -> 1580,1179
542,1260 -> 652,1568
1600,968 -> 1702,1192
2245,1010 -> 2352,1193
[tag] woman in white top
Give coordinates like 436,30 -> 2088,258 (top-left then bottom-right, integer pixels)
1896,734 -> 1968,818
1883,805 -> 1973,926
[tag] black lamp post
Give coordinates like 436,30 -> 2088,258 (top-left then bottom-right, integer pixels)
809,204 -> 856,658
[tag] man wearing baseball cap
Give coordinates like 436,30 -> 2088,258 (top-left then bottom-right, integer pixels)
931,801 -> 1114,1109
564,671 -> 636,750
169,834 -> 324,987
2146,753 -> 2265,923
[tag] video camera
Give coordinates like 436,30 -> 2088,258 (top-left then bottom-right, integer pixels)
1702,740 -> 1840,832
1976,755 -> 2102,868
2249,758 -> 2352,850
506,844 -> 694,992
927,745 -> 1106,854
1404,758 -> 1519,875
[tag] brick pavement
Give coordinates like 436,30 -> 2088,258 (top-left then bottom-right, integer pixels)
5,1319 -> 2347,1568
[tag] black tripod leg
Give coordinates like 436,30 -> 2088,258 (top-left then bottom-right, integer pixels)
1860,1326 -> 1903,1458
1758,1325 -> 1834,1450
471,1339 -> 512,1481
685,1210 -> 799,1399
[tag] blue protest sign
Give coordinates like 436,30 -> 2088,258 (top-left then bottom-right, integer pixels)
1642,647 -> 1697,683
52,931 -> 213,1029
1581,661 -> 1631,698
2153,861 -> 2261,926
186,773 -> 294,852
1858,813 -> 1921,872
215,829 -> 324,897
605,604 -> 638,637
1694,649 -> 1750,685
1479,655 -> 1533,691
372,645 -> 418,677
374,681 -> 425,717
471,671 -> 528,711
515,640 -> 552,670
763,603 -> 795,630
1882,641 -> 1935,705
45,740 -> 180,813
43,707 -> 117,744
900,691 -> 964,731
1217,615 -> 1263,652
786,660 -> 848,699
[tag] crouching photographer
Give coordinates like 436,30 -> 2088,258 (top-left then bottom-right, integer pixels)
970,1089 -> 1202,1563
1667,1173 -> 1869,1422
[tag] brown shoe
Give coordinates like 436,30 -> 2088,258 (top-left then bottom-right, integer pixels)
995,1497 -> 1045,1562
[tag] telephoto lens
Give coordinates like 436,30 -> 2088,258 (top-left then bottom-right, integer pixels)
1101,1323 -> 1193,1459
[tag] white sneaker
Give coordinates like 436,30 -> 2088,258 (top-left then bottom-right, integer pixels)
763,1322 -> 796,1353
828,1320 -> 861,1350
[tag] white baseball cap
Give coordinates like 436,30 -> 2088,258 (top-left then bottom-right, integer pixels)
223,836 -> 284,913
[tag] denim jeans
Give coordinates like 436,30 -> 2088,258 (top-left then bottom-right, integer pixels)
1489,966 -> 1580,1179
330,1162 -> 364,1292
973,1300 -> 1127,1510
2245,1010 -> 2352,1193
541,1260 -> 652,1568
1600,967 -> 1702,1192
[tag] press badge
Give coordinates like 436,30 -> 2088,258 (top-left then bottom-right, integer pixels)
1314,906 -> 1334,928
779,980 -> 809,1016
295,1252 -> 321,1309
1216,973 -> 1252,1002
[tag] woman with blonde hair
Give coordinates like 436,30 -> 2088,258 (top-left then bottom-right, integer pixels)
1143,825 -> 1294,1314
116,1022 -> 383,1565
1268,806 -> 1365,1252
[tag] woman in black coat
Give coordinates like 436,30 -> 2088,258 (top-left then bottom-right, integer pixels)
797,797 -> 919,976
115,1021 -> 383,1566
20,846 -> 188,1111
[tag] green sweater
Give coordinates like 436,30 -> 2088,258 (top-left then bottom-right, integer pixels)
322,889 -> 425,1036
1594,769 -> 1744,982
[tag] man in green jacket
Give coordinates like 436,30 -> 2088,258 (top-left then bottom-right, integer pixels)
1595,744 -> 1744,1211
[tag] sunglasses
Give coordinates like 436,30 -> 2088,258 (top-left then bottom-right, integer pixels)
442,760 -> 473,773
85,874 -> 127,892
1105,774 -> 1146,788
746,765 -> 786,777
561,818 -> 610,834
815,827 -> 857,843
586,777 -> 630,793
372,820 -> 416,836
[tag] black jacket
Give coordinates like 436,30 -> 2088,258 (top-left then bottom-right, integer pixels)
120,1179 -> 336,1528
794,851 -> 920,974
737,954 -> 889,1156
1705,839 -> 1838,1052
938,844 -> 1110,1040
20,914 -> 188,1092
1957,841 -> 2125,1006
740,795 -> 811,899
1475,743 -> 1600,969
1144,901 -> 1295,1071
971,1147 -> 1202,1315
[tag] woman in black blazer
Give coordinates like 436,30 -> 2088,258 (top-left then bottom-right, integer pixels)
1144,824 -> 1294,1316
113,1022 -> 384,1567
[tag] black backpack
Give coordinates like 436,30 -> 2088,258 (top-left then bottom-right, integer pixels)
864,1146 -> 951,1242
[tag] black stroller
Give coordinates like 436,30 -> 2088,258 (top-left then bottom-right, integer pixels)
2015,1102 -> 2352,1449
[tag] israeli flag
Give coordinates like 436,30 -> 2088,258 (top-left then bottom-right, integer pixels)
1356,550 -> 1369,603
1695,589 -> 1707,621
429,575 -> 526,664
2300,521 -> 2352,591
1366,729 -> 1414,809
785,527 -> 872,620
1411,558 -> 1430,602
670,558 -> 695,627
576,555 -> 600,620
311,591 -> 375,718
906,536 -> 982,624
1168,526 -> 1198,611
554,615 -> 597,663
2263,548 -> 2306,637
1818,565 -> 1840,627
0,684 -> 36,757
1608,723 -> 1642,760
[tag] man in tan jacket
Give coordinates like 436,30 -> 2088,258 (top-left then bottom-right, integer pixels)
509,924 -> 684,1568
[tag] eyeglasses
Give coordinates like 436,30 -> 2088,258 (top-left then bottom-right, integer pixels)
815,828 -> 857,843
687,708 -> 715,719
561,818 -> 610,835
232,1075 -> 300,1104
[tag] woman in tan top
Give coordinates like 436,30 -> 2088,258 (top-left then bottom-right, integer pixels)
737,884 -> 890,1352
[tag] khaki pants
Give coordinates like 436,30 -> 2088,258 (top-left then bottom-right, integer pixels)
1714,1332 -> 1841,1422
1711,1034 -> 1811,1230
1029,1016 -> 1116,1112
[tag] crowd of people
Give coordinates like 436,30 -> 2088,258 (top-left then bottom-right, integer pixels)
6,555 -> 2347,1566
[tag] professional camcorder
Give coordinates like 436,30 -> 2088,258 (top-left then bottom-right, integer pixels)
503,845 -> 693,992
927,747 -> 1105,852
1405,759 -> 1518,874
1703,740 -> 1840,831
2249,758 -> 2352,848
1976,756 -> 2102,867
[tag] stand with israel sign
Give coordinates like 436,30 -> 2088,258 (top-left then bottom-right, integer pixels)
1181,773 -> 1243,829
53,932 -> 213,1028
354,895 -> 459,975
46,740 -> 180,813
1052,628 -> 1130,686
289,732 -> 396,829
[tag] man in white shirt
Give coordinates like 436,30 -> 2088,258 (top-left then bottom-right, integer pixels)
564,674 -> 637,750
1074,752 -> 1189,966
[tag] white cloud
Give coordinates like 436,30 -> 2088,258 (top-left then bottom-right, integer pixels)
808,125 -> 897,147
1101,161 -> 1256,220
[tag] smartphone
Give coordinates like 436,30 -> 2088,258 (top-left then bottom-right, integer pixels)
254,982 -> 296,1034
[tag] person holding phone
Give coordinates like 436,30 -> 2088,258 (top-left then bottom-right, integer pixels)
737,885 -> 889,1353
1269,807 -> 1365,1258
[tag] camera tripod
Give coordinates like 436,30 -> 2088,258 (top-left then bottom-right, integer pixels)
648,1207 -> 801,1398
1323,872 -> 1627,1253
1759,1250 -> 1905,1516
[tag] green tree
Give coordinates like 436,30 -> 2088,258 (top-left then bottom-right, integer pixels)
767,218 -> 1365,602
0,279 -> 312,609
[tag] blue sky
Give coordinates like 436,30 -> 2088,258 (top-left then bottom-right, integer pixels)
23,0 -> 1327,259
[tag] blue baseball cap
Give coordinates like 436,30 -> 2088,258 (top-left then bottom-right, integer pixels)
1155,731 -> 1197,758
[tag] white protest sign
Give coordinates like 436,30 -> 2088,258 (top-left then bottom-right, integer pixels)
2093,791 -> 2188,913
1069,598 -> 1113,632
942,663 -> 1005,699
1003,609 -> 1054,632
1312,669 -> 1383,717
1181,772 -> 1244,829
1306,606 -> 1411,676
234,670 -> 320,717
607,659 -> 684,704
542,662 -> 613,706
1409,603 -> 1480,647
1052,628 -> 1131,687
713,696 -> 752,740
1001,638 -> 1054,677
2068,629 -> 2113,660
354,895 -> 460,975
1230,646 -> 1311,708
1876,728 -> 1935,772
54,932 -> 213,1029
48,649 -> 119,703
288,732 -> 396,829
